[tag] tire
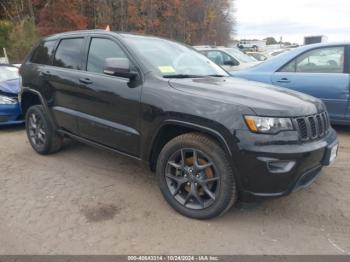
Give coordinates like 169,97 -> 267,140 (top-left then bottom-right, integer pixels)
26,105 -> 63,155
157,133 -> 237,219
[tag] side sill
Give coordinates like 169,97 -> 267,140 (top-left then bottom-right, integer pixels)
58,129 -> 142,162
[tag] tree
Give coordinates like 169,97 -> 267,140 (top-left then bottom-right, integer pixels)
34,0 -> 88,36
264,37 -> 278,45
0,20 -> 14,49
7,17 -> 39,63
0,0 -> 236,61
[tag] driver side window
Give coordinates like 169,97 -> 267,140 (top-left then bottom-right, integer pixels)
280,47 -> 345,73
87,38 -> 127,74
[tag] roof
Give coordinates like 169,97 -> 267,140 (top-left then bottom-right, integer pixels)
43,29 -> 117,40
43,30 -> 161,41
298,42 -> 350,48
194,46 -> 227,51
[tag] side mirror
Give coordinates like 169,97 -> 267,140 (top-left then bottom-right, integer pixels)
103,58 -> 137,79
223,60 -> 238,66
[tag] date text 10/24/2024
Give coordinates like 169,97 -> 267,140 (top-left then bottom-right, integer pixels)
127,255 -> 220,261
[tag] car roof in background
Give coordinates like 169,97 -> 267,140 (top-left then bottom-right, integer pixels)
194,46 -> 240,52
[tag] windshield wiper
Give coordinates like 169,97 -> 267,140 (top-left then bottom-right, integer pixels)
163,74 -> 204,79
207,74 -> 226,77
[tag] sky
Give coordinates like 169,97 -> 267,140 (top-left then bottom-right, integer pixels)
234,0 -> 350,44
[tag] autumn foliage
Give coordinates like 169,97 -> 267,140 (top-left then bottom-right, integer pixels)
33,0 -> 88,36
1,0 -> 234,44
0,0 -> 235,61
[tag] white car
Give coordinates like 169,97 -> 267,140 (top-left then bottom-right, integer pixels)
195,46 -> 261,72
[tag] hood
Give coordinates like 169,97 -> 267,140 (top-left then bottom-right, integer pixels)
169,77 -> 324,117
0,78 -> 21,95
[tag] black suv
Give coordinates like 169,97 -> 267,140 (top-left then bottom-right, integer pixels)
20,30 -> 338,219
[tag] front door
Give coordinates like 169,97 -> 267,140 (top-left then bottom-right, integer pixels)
76,37 -> 142,156
271,46 -> 350,121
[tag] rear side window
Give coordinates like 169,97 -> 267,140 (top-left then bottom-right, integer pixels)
87,38 -> 127,74
31,41 -> 56,65
53,38 -> 84,70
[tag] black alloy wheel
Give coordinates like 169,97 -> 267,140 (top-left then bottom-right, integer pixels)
28,111 -> 46,147
26,105 -> 63,154
165,148 -> 220,210
157,133 -> 237,219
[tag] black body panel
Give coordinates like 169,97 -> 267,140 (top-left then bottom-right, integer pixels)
20,30 -> 338,202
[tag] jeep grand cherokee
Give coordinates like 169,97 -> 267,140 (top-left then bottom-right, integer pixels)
19,30 -> 338,219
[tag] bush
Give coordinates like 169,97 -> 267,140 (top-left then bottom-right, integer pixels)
7,17 -> 39,63
0,20 -> 14,51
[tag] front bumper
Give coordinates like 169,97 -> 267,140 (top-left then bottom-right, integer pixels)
234,128 -> 338,202
0,103 -> 24,126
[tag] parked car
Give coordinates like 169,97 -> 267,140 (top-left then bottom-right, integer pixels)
232,43 -> 350,125
246,52 -> 270,61
20,31 -> 338,219
0,64 -> 24,126
238,40 -> 266,52
194,46 -> 260,72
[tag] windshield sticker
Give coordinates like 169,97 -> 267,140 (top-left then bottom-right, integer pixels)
158,66 -> 176,73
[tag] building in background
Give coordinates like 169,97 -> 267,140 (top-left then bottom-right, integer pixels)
304,35 -> 328,45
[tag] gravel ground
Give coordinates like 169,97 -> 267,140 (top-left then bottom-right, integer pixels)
0,125 -> 349,255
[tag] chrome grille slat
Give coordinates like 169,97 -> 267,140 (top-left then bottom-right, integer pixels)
296,112 -> 330,141
316,114 -> 323,136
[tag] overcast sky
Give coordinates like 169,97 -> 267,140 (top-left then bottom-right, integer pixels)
235,0 -> 350,44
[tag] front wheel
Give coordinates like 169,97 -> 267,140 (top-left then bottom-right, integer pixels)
157,133 -> 237,219
26,105 -> 63,155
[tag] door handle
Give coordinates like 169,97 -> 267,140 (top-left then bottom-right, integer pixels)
79,78 -> 93,84
41,70 -> 51,76
276,78 -> 291,83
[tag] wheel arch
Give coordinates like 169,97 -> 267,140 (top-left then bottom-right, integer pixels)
21,88 -> 57,129
147,120 -> 234,171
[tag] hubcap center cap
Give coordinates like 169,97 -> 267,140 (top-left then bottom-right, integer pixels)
185,167 -> 195,176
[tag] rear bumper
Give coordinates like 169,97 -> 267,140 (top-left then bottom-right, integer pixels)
234,128 -> 338,202
0,103 -> 24,126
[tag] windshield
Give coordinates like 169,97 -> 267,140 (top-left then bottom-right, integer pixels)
224,48 -> 257,63
124,35 -> 228,77
0,66 -> 19,82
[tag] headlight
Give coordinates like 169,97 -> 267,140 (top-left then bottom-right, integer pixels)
0,95 -> 17,104
244,115 -> 294,134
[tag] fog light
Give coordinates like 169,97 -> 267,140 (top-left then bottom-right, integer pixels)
257,157 -> 296,174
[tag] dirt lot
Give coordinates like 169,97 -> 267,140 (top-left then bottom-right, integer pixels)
0,125 -> 349,255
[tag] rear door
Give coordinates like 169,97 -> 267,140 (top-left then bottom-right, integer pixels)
271,45 -> 350,121
75,36 -> 142,156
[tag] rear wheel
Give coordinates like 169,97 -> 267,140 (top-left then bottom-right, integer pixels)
26,105 -> 63,154
157,133 -> 237,219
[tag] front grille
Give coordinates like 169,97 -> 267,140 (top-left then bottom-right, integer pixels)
0,115 -> 10,122
295,112 -> 330,141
